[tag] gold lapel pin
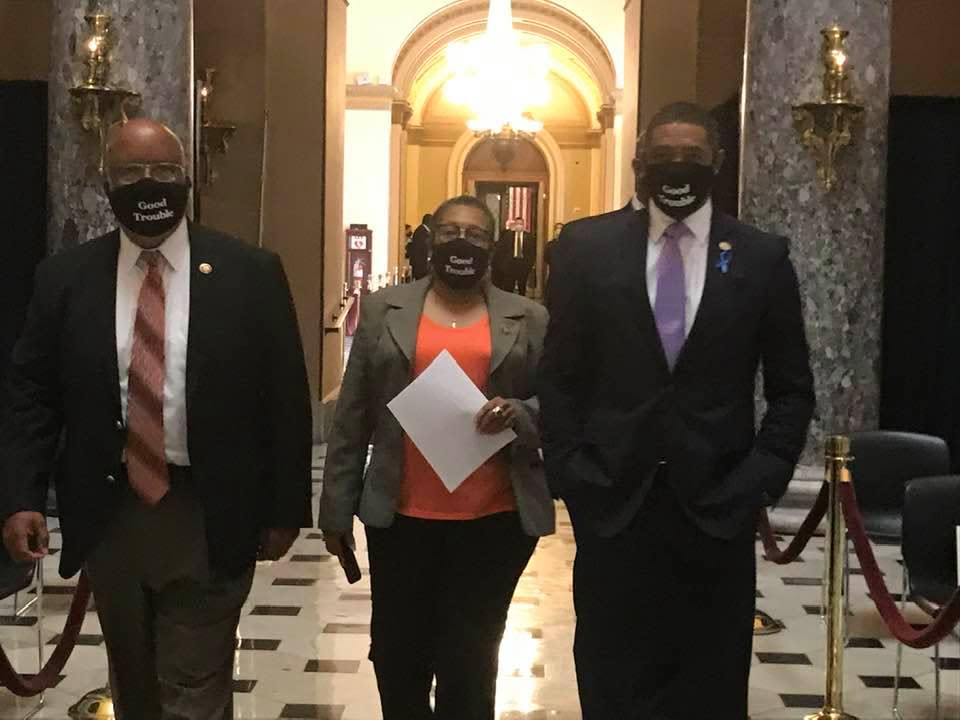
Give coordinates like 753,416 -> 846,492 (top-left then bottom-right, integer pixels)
199,262 -> 213,275
719,241 -> 732,251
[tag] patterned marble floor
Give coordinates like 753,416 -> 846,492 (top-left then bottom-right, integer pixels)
0,446 -> 956,719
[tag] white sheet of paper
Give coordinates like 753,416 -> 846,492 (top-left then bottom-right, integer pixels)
387,349 -> 517,493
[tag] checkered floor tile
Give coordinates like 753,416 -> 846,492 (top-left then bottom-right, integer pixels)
0,445 -> 957,719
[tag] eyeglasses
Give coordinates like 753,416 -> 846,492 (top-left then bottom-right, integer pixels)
434,224 -> 493,247
642,145 -> 712,165
109,163 -> 186,187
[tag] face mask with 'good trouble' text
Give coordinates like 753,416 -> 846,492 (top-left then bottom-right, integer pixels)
107,178 -> 189,238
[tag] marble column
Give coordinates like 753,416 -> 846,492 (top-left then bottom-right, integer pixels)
48,0 -> 194,252
740,0 -> 890,465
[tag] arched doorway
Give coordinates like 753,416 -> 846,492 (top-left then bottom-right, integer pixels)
463,137 -> 550,298
389,0 -> 620,274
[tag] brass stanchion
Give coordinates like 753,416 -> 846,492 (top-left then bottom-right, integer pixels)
806,435 -> 857,720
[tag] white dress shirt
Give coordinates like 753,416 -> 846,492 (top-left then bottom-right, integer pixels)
631,194 -> 645,211
117,219 -> 191,466
646,199 -> 712,336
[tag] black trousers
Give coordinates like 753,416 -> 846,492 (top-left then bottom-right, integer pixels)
492,259 -> 533,296
365,512 -> 538,720
571,480 -> 756,720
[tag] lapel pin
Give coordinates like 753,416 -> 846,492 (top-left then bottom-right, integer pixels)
199,262 -> 213,275
716,243 -> 733,274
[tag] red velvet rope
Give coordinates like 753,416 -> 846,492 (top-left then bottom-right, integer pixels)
0,571 -> 92,696
840,482 -> 960,649
757,482 -> 830,565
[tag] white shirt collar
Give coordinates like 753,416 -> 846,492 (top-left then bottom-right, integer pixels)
648,197 -> 712,245
119,218 -> 189,273
631,194 -> 645,211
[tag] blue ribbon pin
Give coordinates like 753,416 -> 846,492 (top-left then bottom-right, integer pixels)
716,249 -> 732,274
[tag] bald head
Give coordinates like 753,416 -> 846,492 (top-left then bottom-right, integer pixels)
104,119 -> 190,249
106,118 -> 185,171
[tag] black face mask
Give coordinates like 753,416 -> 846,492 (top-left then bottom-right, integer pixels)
106,178 -> 189,237
645,161 -> 715,220
431,237 -> 489,290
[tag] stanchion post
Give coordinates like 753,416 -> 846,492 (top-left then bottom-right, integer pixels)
806,435 -> 858,720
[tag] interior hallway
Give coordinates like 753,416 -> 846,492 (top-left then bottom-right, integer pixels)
0,445 -> 956,719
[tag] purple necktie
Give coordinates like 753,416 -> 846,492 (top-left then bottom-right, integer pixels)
654,222 -> 689,370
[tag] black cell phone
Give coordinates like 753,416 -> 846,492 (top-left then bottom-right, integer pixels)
339,544 -> 362,584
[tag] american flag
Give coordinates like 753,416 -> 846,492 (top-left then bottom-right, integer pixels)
506,186 -> 533,232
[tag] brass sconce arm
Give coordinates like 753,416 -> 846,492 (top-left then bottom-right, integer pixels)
69,10 -> 142,175
198,68 -> 238,187
792,25 -> 864,191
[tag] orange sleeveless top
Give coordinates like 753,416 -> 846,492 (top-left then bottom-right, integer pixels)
397,314 -> 516,520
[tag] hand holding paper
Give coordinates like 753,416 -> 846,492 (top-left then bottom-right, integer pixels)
387,350 -> 516,493
476,397 -> 517,435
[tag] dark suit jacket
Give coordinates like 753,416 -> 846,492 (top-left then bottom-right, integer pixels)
539,207 -> 814,538
494,230 -> 536,268
0,223 -> 314,578
406,224 -> 431,280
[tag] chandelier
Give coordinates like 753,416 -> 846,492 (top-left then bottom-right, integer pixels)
443,0 -> 550,137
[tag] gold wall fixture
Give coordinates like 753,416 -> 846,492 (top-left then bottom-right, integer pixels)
792,25 -> 864,192
198,68 -> 238,187
69,5 -> 142,175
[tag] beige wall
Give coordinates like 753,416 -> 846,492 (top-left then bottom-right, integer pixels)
697,0 -> 746,108
261,0 -> 328,428
343,108 -> 392,279
638,0 -> 699,128
892,0 -> 960,96
0,0 -> 50,81
194,0 -> 266,245
638,0 -> 745,124
404,144 -> 422,228
415,144 -> 455,222
560,147 -> 594,223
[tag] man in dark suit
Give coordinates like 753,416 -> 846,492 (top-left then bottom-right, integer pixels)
493,217 -> 536,295
406,214 -> 432,280
540,102 -> 814,719
0,118 -> 313,719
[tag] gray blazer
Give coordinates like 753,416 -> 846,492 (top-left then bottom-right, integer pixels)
320,279 -> 555,537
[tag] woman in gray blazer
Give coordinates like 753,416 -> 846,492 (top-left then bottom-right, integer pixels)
320,195 -> 554,720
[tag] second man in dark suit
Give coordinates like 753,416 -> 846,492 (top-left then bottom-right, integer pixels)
406,214 -> 432,280
493,216 -> 536,295
540,102 -> 815,719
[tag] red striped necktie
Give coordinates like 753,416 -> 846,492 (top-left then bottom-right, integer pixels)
125,251 -> 171,505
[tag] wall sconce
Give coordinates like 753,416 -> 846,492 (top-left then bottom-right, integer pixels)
69,6 -> 142,175
792,25 -> 864,192
198,68 -> 237,187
